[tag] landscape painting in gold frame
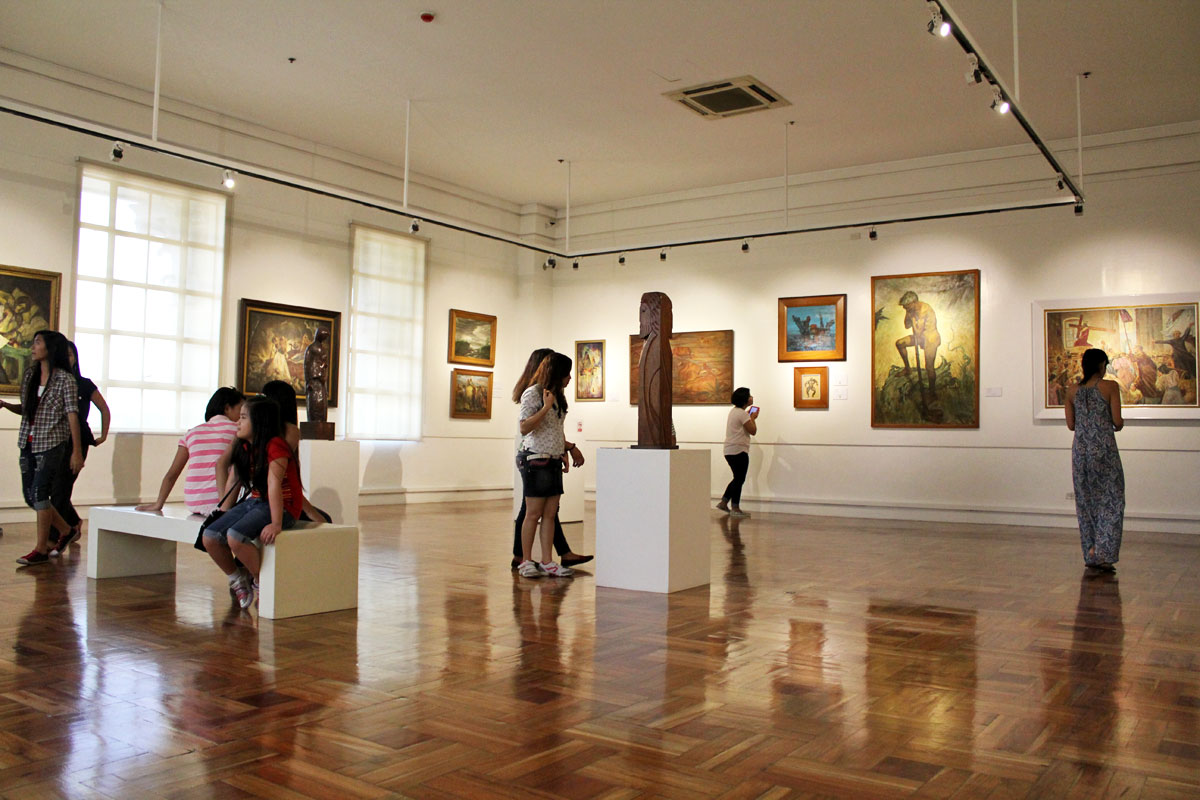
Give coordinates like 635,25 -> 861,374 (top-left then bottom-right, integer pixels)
778,294 -> 846,361
448,308 -> 497,367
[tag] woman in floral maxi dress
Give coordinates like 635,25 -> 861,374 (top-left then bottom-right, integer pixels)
1064,348 -> 1125,571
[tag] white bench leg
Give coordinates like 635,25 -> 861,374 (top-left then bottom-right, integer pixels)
87,527 -> 178,579
258,526 -> 359,619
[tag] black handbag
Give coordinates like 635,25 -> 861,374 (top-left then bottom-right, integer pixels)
193,483 -> 242,551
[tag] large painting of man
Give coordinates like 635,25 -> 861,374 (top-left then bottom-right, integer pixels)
871,269 -> 980,428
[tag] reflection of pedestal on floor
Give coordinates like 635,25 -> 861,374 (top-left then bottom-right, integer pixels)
595,448 -> 710,593
511,434 -> 585,524
299,440 -> 360,525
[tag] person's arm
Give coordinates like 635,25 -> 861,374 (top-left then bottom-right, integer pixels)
214,440 -> 236,498
0,398 -> 21,414
90,389 -> 111,446
743,408 -> 758,436
259,457 -> 288,544
1106,381 -> 1124,431
1064,386 -> 1076,431
67,411 -> 84,473
136,445 -> 190,511
518,389 -> 554,436
285,422 -> 300,453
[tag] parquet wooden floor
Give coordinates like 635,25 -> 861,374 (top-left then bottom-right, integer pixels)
1,503 -> 1198,799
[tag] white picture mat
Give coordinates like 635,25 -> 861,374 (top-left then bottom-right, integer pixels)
1031,293 -> 1200,420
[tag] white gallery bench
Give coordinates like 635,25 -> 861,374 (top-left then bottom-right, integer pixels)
87,505 -> 359,619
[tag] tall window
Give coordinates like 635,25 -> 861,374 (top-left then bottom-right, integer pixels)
74,165 -> 226,431
348,225 -> 425,440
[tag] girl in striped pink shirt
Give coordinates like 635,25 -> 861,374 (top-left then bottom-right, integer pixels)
136,387 -> 245,514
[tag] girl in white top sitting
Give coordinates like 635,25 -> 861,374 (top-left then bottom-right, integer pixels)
717,386 -> 758,518
516,352 -> 574,578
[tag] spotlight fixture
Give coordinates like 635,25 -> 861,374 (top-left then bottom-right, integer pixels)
548,257 -> 557,269
965,55 -> 982,85
409,218 -> 420,233
991,87 -> 1010,114
618,252 -> 626,265
110,141 -> 124,162
572,258 -> 580,270
926,2 -> 950,37
1074,204 -> 1084,216
868,226 -> 878,241
741,239 -> 750,253
542,260 -> 549,271
222,169 -> 236,189
659,248 -> 667,261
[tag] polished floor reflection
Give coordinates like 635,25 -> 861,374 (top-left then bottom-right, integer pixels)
1,503 -> 1198,798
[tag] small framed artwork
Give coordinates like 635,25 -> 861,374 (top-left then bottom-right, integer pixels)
779,294 -> 846,362
575,339 -> 605,401
238,299 -> 341,405
450,368 -> 492,419
448,308 -> 497,367
0,264 -> 61,394
794,366 -> 829,409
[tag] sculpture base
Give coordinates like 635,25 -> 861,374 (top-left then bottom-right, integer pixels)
630,444 -> 679,450
300,421 -> 336,440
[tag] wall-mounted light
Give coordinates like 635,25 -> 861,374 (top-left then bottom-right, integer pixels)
927,2 -> 950,37
111,141 -> 124,162
409,218 -> 420,233
222,169 -> 236,189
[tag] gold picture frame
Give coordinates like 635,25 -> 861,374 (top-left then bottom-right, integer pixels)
450,368 -> 492,419
793,366 -> 829,409
778,294 -> 846,361
574,339 -> 605,401
0,265 -> 62,394
448,308 -> 497,367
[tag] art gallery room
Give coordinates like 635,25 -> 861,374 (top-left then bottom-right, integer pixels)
1,0 -> 1199,797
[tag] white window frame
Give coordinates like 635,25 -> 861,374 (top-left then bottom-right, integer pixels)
347,224 -> 426,441
72,163 -> 228,433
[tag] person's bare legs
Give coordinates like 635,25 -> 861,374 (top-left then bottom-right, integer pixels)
203,535 -> 239,576
521,496 -> 546,563
228,539 -> 262,584
538,495 -> 560,564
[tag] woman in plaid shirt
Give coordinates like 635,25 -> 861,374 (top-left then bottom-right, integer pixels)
0,331 -> 84,565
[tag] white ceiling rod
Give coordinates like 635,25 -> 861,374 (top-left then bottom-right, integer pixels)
783,121 -> 792,229
403,99 -> 411,209
1012,0 -> 1019,101
152,0 -> 163,141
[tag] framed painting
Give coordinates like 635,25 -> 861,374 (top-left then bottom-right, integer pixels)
448,308 -> 496,367
450,368 -> 492,419
779,294 -> 846,361
238,299 -> 341,405
1032,294 -> 1198,420
0,265 -> 61,394
575,339 -> 605,401
794,366 -> 829,409
629,329 -> 734,405
871,269 -> 980,428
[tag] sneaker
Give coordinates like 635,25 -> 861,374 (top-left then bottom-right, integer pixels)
17,549 -> 49,566
52,526 -> 80,556
729,509 -> 751,519
540,561 -> 574,577
234,581 -> 254,609
517,560 -> 543,578
715,501 -> 729,513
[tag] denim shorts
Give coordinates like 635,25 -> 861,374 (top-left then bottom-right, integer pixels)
517,451 -> 563,498
19,440 -> 69,512
202,497 -> 296,545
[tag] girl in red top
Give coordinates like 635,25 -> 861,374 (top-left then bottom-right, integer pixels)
201,396 -> 305,608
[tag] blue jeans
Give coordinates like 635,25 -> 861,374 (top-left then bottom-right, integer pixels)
202,498 -> 295,545
19,441 -> 69,512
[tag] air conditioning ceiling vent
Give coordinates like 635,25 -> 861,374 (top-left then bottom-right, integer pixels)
666,75 -> 791,119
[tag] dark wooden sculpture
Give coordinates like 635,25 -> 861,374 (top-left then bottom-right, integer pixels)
634,291 -> 676,449
300,324 -> 335,440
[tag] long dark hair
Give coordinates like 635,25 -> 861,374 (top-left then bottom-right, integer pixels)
513,348 -> 554,403
261,380 -> 298,426
1079,348 -> 1109,385
233,396 -> 283,493
531,352 -> 572,416
23,330 -> 71,422
64,339 -> 83,380
204,386 -> 245,422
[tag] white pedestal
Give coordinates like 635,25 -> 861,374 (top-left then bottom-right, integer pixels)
513,434 -> 585,524
299,440 -> 360,524
595,448 -> 711,593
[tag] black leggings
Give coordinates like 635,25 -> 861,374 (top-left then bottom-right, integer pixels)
51,443 -> 89,528
722,452 -> 749,506
512,499 -> 571,559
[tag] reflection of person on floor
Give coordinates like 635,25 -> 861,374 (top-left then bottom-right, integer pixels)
894,291 -> 941,394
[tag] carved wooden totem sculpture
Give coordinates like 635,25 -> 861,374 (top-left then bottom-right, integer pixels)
300,325 -> 335,440
635,291 -> 676,449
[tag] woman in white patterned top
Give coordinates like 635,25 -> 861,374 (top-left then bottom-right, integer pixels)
516,352 -> 574,578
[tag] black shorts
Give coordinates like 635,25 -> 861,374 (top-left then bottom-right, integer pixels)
517,452 -> 564,498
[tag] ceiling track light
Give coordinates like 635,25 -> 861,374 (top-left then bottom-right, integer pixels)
991,86 -> 1010,114
548,257 -> 557,269
965,54 -> 982,85
741,238 -> 750,253
572,258 -> 580,270
222,169 -> 236,189
110,141 -> 124,162
868,226 -> 878,241
659,248 -> 668,261
927,2 -> 950,37
409,218 -> 420,233
618,252 -> 626,265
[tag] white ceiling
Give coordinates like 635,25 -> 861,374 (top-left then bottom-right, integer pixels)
1,1 -> 1198,209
